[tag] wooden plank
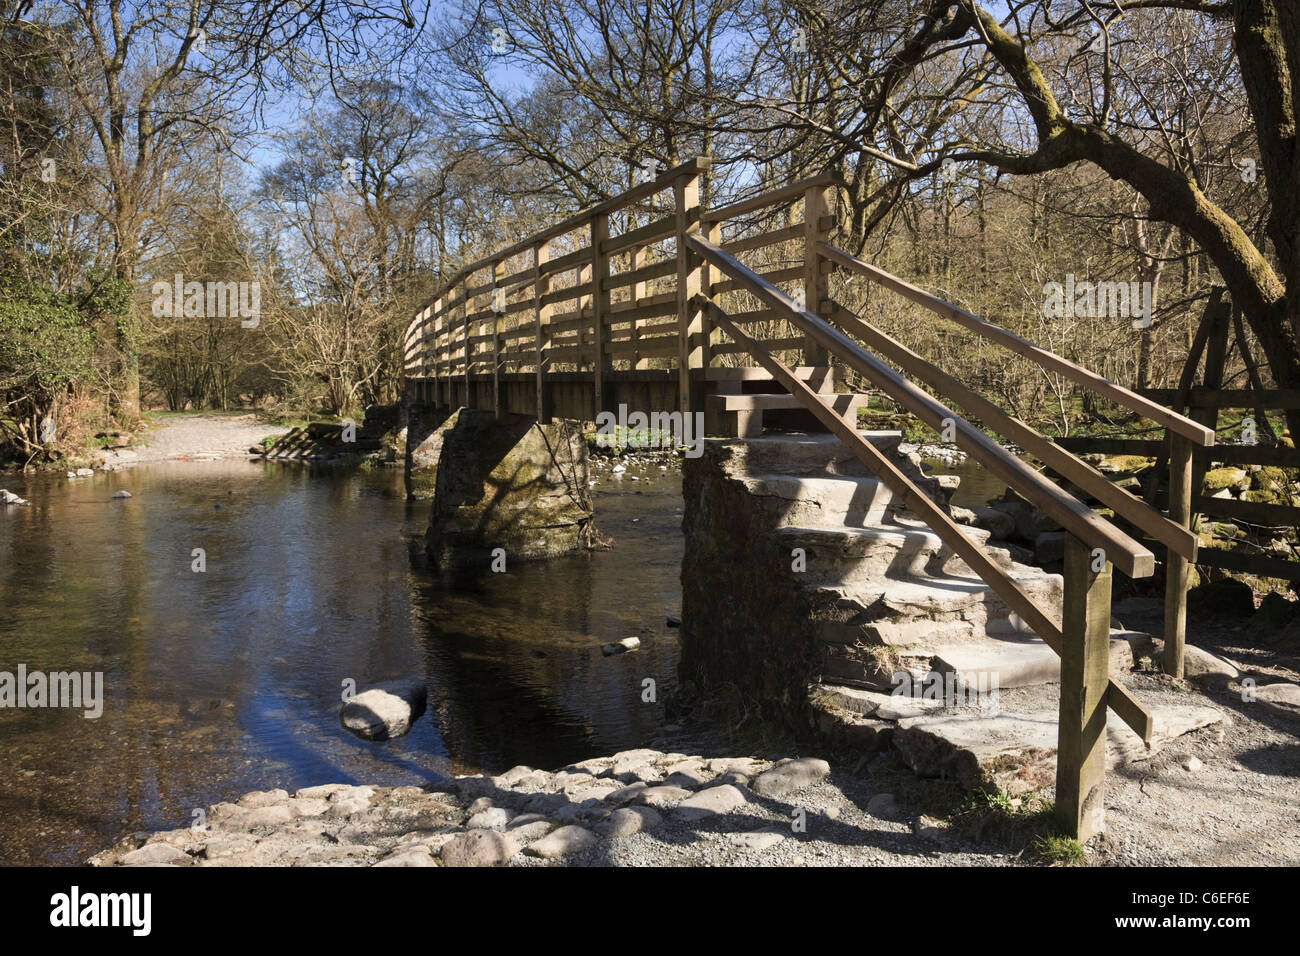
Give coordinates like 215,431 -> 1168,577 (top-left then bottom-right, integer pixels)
704,298 -> 1153,741
630,242 -> 648,369
1056,437 -> 1163,456
818,242 -> 1216,446
534,241 -> 551,423
804,179 -> 832,365
1056,534 -> 1112,842
701,171 -> 837,223
601,213 -> 675,255
592,212 -> 610,415
1196,547 -> 1300,579
720,223 -> 803,256
689,236 -> 1156,579
1208,443 -> 1300,467
1164,436 -> 1193,679
410,157 -> 709,318
1193,495 -> 1300,527
713,265 -> 803,295
603,258 -> 676,292
830,305 -> 1197,560
1139,388 -> 1300,409
676,166 -> 703,418
491,258 -> 504,419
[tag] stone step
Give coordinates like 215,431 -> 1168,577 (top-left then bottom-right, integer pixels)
709,391 -> 869,438
729,432 -> 903,476
710,392 -> 868,414
890,699 -> 1224,793
741,473 -> 896,529
927,631 -> 1138,689
775,521 -> 993,582
812,681 -> 1223,793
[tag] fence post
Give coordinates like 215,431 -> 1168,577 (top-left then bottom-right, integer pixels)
1056,534 -> 1112,842
592,212 -> 610,420
803,177 -> 833,367
675,158 -> 708,420
1164,434 -> 1193,678
631,243 -> 648,369
534,241 -> 552,423
462,277 -> 471,408
491,258 -> 504,419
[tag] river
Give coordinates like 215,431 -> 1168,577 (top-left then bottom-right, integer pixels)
0,459 -> 683,865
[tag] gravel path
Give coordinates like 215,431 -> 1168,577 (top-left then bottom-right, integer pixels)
105,413 -> 281,465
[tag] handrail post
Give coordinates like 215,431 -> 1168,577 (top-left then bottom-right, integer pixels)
631,243 -> 648,369
1057,533 -> 1112,842
675,157 -> 708,419
491,258 -> 504,419
432,301 -> 441,405
592,212 -> 610,419
534,240 -> 552,423
462,276 -> 471,408
1164,434 -> 1194,678
803,177 -> 834,367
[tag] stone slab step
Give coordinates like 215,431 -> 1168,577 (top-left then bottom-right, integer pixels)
710,393 -> 867,413
891,700 -> 1224,792
741,473 -> 896,528
928,632 -> 1137,689
775,524 -> 944,579
729,432 -> 903,476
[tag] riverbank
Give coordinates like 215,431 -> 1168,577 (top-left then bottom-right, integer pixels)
86,648 -> 1300,868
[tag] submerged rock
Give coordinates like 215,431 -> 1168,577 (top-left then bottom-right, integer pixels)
601,637 -> 640,656
339,679 -> 428,741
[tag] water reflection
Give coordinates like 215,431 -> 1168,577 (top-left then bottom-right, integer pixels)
0,458 -> 682,864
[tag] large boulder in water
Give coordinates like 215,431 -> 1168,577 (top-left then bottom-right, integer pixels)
339,680 -> 428,741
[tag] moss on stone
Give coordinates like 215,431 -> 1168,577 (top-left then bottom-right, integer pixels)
1202,467 -> 1249,493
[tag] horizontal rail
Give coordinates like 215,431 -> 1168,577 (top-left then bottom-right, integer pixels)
701,171 -> 837,223
818,243 -> 1216,446
688,234 -> 1155,579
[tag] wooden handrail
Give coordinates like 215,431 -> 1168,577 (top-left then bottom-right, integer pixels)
701,295 -> 1153,743
817,242 -> 1216,447
409,157 -> 709,329
827,302 -> 1199,562
687,233 -> 1156,579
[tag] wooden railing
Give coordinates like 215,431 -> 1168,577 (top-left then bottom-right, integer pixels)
404,158 -> 838,419
405,158 -> 1217,839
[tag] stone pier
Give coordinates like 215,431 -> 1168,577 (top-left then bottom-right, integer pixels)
413,408 -> 595,572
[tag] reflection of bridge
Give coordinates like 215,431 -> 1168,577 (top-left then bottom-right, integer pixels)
402,159 -> 1214,840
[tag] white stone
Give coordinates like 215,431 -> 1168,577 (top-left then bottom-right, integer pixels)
524,824 -> 598,859
339,680 -> 427,740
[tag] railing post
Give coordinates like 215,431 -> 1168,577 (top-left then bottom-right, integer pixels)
675,157 -> 708,419
491,258 -> 504,419
591,212 -> 610,419
803,177 -> 833,367
1164,434 -> 1193,678
631,243 -> 648,369
462,276 -> 471,408
1057,533 -> 1112,842
534,241 -> 552,423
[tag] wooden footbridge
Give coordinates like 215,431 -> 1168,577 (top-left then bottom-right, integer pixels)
403,158 -> 1214,839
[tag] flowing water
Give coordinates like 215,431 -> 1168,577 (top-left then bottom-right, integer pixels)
0,459 -> 683,865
